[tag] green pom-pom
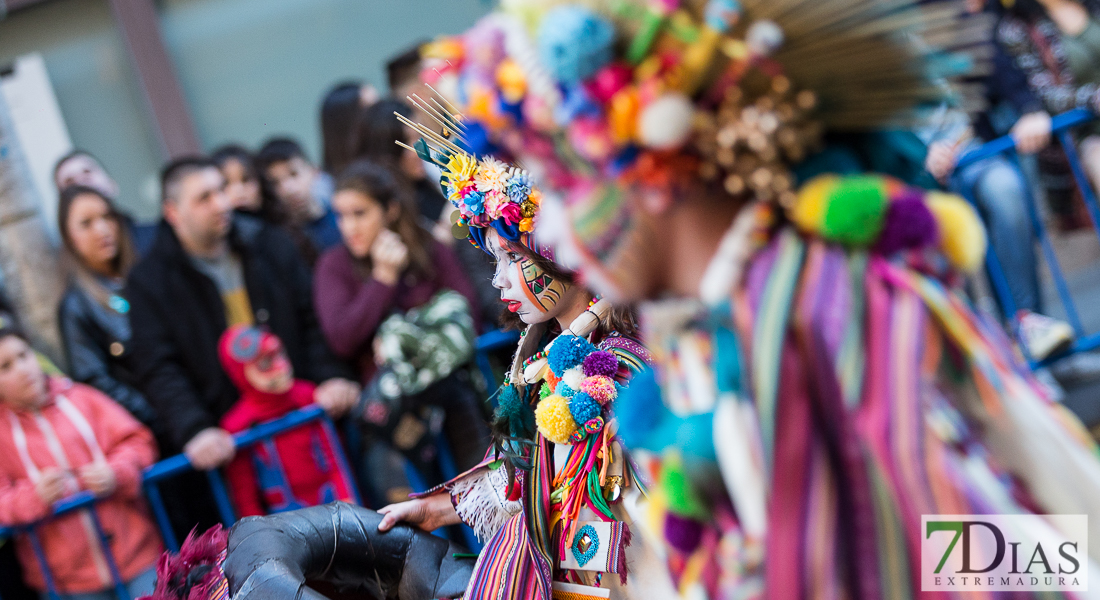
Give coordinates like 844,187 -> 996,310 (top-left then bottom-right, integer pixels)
821,175 -> 888,247
493,385 -> 535,439
540,383 -> 553,400
659,452 -> 708,519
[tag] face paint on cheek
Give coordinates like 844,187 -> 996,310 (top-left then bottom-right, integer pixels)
517,259 -> 566,313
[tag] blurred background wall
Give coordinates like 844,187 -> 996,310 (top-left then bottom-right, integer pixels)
0,0 -> 491,221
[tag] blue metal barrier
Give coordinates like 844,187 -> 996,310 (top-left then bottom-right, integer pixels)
954,108 -> 1100,367
142,405 -> 359,551
0,492 -> 130,600
0,405 -> 361,600
475,328 -> 521,392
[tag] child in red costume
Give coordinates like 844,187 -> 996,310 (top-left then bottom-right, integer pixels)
218,325 -> 357,517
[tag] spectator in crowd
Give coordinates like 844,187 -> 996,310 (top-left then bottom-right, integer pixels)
255,138 -> 342,265
53,150 -> 157,253
923,34 -> 1075,361
218,325 -> 357,517
127,156 -> 359,474
320,81 -> 379,175
0,325 -> 162,600
56,185 -> 157,430
314,160 -> 488,492
212,144 -> 281,224
386,44 -> 427,101
353,99 -> 500,328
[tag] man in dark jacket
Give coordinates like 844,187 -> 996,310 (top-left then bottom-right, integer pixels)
128,157 -> 359,471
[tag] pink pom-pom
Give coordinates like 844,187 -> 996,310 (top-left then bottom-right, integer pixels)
584,62 -> 633,104
580,375 -> 617,405
583,350 -> 619,378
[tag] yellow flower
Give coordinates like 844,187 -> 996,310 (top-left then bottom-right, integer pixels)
444,153 -> 478,187
520,217 -> 534,232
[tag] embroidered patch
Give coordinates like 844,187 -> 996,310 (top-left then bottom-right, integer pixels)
571,524 -> 600,567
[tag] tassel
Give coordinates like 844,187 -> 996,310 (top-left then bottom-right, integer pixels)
617,522 -> 632,586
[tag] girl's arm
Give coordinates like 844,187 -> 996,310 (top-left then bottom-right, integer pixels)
86,388 -> 158,500
0,471 -> 51,526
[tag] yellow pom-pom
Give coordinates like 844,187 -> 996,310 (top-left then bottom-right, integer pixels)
925,192 -> 987,274
789,175 -> 838,234
535,394 -> 578,445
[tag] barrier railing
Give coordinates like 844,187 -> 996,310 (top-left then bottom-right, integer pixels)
0,405 -> 358,600
954,108 -> 1100,368
143,405 -> 358,551
475,328 -> 521,392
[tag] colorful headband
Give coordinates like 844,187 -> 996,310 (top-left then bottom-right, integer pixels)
396,96 -> 553,259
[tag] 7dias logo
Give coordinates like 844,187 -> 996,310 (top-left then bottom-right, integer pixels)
921,515 -> 1088,592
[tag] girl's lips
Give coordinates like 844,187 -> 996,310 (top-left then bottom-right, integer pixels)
506,301 -> 522,313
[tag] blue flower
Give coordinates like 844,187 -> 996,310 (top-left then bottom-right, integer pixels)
464,191 -> 486,215
506,174 -> 532,204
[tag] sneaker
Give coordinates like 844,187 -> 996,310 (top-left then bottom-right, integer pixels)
1016,310 -> 1075,361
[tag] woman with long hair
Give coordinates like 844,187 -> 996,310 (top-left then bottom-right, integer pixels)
211,144 -> 282,224
56,185 -> 156,429
313,159 -> 488,501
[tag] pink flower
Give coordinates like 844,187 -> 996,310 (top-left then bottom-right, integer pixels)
501,202 -> 523,225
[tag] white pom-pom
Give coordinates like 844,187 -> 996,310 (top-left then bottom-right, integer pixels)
637,93 -> 695,150
747,20 -> 784,57
562,366 -> 585,390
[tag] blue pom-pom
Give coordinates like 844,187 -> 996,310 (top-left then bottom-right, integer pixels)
569,392 -> 601,424
616,368 -> 716,461
547,335 -> 597,375
538,6 -> 615,84
558,384 -> 577,398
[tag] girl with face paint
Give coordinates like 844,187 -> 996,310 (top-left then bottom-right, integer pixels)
370,149 -> 670,600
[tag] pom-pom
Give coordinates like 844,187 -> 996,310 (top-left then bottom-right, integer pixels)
660,452 -> 708,519
568,416 -> 606,443
637,93 -> 695,150
539,382 -> 553,400
821,175 -> 889,247
568,116 -> 616,162
788,175 -> 837,233
535,394 -> 578,444
746,20 -> 784,57
547,335 -> 597,375
705,0 -> 741,33
494,384 -> 535,439
874,191 -> 939,256
583,350 -> 619,377
584,62 -> 633,104
538,6 -> 615,84
664,512 -> 705,553
557,383 -> 577,398
569,392 -> 601,424
580,375 -> 617,405
562,365 -> 585,391
926,191 -> 988,274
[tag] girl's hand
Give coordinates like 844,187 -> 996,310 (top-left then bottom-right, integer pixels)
377,494 -> 461,533
35,468 -> 68,505
370,230 -> 409,286
78,462 -> 117,497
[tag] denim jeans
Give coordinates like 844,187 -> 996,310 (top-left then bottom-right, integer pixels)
40,567 -> 156,600
955,154 -> 1042,315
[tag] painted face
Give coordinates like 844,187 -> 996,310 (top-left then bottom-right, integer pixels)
540,185 -> 661,303
486,229 -> 571,325
242,342 -> 294,395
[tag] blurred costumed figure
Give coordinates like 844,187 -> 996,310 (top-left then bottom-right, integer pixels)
412,0 -> 1100,598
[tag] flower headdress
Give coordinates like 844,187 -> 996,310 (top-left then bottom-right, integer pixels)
395,98 -> 551,259
411,0 -> 991,290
